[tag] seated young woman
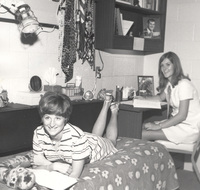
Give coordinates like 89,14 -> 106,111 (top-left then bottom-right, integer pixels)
142,51 -> 200,144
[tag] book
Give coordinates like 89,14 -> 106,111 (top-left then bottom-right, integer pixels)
122,20 -> 134,35
115,9 -> 134,36
29,169 -> 77,190
116,0 -> 131,5
139,0 -> 144,8
155,0 -> 160,11
133,98 -> 161,109
115,8 -> 123,35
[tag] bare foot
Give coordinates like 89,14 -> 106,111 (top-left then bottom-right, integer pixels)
103,94 -> 113,108
110,102 -> 119,114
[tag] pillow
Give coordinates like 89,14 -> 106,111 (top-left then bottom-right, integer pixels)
0,152 -> 33,169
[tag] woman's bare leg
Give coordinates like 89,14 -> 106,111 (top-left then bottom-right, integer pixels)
92,94 -> 119,146
142,129 -> 168,141
92,98 -> 111,137
104,103 -> 119,146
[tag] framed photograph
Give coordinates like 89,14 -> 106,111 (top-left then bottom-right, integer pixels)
137,76 -> 154,96
141,16 -> 161,39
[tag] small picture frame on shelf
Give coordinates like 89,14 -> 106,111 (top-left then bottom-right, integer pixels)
140,16 -> 161,39
138,75 -> 154,96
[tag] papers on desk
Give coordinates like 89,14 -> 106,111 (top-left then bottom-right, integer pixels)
133,99 -> 161,109
122,99 -> 161,109
29,169 -> 77,190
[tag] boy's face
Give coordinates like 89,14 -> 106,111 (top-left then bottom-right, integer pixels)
148,21 -> 155,31
42,114 -> 66,138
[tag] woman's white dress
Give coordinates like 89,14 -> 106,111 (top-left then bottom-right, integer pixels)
162,79 -> 200,144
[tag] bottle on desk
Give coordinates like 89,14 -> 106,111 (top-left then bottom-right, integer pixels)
115,86 -> 122,102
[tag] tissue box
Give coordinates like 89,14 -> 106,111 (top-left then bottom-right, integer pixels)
44,85 -> 62,92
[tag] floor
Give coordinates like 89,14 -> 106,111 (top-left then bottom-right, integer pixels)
171,153 -> 200,190
177,169 -> 200,190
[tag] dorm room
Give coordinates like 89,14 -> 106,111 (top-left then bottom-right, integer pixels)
0,0 -> 200,189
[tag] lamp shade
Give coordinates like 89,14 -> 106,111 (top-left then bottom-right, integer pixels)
15,4 -> 39,33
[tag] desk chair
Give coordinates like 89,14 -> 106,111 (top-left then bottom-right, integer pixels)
156,132 -> 200,182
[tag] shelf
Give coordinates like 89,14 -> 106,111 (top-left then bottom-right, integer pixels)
95,0 -> 167,55
115,2 -> 162,15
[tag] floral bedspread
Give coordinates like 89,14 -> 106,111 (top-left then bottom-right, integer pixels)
72,137 -> 179,190
0,137 -> 179,190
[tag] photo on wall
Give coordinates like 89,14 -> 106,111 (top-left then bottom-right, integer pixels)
141,16 -> 161,39
138,76 -> 154,96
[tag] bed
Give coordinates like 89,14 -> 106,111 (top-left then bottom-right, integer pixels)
0,137 -> 179,190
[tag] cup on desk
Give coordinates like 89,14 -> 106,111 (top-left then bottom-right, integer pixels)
122,87 -> 129,100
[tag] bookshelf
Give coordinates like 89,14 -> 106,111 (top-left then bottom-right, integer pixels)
95,0 -> 167,55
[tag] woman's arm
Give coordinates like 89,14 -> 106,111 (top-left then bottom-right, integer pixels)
69,159 -> 85,178
144,99 -> 189,130
138,91 -> 166,102
148,91 -> 166,101
33,154 -> 72,174
159,99 -> 189,129
33,154 -> 52,166
32,154 -> 53,170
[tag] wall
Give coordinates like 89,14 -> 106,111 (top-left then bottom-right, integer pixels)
0,1 -> 144,105
1,0 -> 199,102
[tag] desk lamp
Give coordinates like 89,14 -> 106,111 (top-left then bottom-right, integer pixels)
0,0 -> 39,34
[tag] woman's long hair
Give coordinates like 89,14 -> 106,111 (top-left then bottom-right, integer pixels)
157,51 -> 190,92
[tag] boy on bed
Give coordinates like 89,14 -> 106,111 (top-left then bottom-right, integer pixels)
32,91 -> 119,178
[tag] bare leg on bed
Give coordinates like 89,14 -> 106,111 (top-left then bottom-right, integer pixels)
92,96 -> 119,146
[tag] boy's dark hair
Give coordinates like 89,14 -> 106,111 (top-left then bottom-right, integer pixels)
39,91 -> 72,121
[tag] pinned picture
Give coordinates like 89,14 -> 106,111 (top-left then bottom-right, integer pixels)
141,16 -> 161,39
138,76 -> 154,96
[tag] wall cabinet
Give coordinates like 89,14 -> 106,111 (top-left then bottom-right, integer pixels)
95,0 -> 167,55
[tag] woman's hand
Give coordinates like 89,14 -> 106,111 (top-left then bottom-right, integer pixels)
52,162 -> 72,175
143,122 -> 161,131
69,159 -> 85,179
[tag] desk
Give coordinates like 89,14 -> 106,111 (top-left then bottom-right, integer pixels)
118,103 -> 168,139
